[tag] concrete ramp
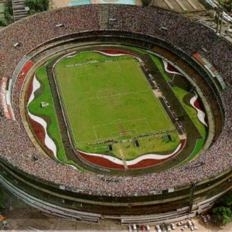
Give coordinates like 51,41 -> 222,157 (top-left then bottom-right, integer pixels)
152,0 -> 205,13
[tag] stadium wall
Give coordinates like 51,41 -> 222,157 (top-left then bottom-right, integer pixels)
20,33 -> 224,174
0,5 -> 231,223
0,32 -> 228,220
0,159 -> 232,222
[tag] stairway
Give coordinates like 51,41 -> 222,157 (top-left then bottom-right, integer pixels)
12,0 -> 28,21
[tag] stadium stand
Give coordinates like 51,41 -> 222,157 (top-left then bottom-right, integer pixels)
0,4 -> 231,222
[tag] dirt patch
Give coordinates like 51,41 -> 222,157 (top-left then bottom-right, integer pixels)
50,0 -> 70,9
4,206 -> 232,231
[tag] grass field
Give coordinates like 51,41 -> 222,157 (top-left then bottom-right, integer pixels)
54,51 -> 180,159
0,3 -> 5,21
151,55 -> 207,163
28,66 -> 66,160
28,66 -> 86,169
151,56 -> 206,138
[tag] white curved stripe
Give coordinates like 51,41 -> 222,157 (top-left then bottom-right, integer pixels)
65,51 -> 77,58
27,76 -> 40,104
27,76 -> 57,158
190,95 -> 207,127
96,51 -> 128,57
163,60 -> 183,76
95,50 -> 143,63
80,143 -> 182,166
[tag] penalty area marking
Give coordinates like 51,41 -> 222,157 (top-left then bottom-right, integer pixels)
86,117 -> 160,146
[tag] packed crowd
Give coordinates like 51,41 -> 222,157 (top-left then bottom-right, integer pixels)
0,4 -> 232,197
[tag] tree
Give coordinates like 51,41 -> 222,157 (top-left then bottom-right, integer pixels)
141,0 -> 152,7
211,190 -> 232,225
3,0 -> 13,25
25,0 -> 49,14
220,192 -> 232,207
212,207 -> 232,225
0,20 -> 6,26
219,0 -> 232,12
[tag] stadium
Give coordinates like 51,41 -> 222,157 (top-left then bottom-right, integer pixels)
0,4 -> 232,223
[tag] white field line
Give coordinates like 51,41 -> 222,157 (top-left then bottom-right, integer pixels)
93,118 -> 148,131
27,75 -> 58,158
46,50 -> 181,166
89,118 -> 152,143
190,95 -> 208,127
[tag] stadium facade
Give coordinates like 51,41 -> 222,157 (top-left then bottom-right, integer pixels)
0,5 -> 232,223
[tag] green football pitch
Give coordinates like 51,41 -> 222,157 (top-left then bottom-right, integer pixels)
54,51 -> 179,159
